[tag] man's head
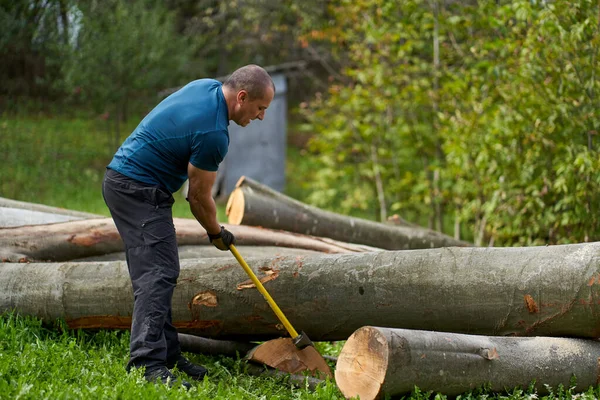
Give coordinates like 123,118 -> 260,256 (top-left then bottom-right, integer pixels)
222,65 -> 275,127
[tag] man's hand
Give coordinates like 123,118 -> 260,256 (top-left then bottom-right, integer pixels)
208,226 -> 236,251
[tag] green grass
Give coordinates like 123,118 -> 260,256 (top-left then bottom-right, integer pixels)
2,313 -> 600,400
0,115 -> 225,220
0,313 -> 344,399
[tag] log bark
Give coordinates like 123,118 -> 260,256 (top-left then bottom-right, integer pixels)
336,326 -> 600,399
0,218 -> 379,262
226,176 -> 471,250
177,333 -> 255,357
72,245 -> 324,262
2,242 -> 600,340
0,197 -> 102,218
0,197 -> 103,228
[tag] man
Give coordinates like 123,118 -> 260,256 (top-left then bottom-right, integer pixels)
102,65 -> 275,388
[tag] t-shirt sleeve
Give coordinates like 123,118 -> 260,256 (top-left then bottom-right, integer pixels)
189,130 -> 229,171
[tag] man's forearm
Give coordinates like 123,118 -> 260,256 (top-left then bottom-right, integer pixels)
188,196 -> 221,235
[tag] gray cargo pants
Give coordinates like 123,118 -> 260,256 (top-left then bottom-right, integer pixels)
102,168 -> 182,371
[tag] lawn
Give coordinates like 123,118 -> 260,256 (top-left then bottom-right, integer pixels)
0,313 -> 345,399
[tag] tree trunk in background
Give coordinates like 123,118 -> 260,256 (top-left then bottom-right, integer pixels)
2,242 -> 600,340
226,176 -> 471,250
335,326 -> 600,400
0,218 -> 378,262
0,197 -> 102,219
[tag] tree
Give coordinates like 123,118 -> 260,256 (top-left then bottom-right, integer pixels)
0,0 -> 72,102
300,0 -> 600,245
61,0 -> 196,149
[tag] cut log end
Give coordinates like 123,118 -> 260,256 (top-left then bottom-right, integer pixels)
335,326 -> 389,400
226,188 -> 245,225
246,338 -> 333,379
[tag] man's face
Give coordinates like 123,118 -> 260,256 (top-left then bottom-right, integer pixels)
234,86 -> 275,127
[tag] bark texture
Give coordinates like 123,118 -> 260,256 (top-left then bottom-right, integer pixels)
336,326 -> 600,399
177,333 -> 255,357
2,243 -> 600,340
0,197 -> 103,228
0,218 -> 379,262
72,245 -> 323,262
226,176 -> 471,250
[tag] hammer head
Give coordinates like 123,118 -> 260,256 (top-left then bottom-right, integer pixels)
293,331 -> 314,349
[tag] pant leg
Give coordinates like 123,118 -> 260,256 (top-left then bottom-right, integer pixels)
102,170 -> 181,370
164,308 -> 182,363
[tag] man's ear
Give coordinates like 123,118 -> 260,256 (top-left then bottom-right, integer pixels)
237,90 -> 248,104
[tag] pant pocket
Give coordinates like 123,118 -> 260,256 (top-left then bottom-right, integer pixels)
141,215 -> 176,246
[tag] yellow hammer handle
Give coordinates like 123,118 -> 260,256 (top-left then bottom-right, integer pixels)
229,244 -> 299,339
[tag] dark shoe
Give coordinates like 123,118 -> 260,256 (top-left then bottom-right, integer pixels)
144,366 -> 192,389
167,356 -> 208,381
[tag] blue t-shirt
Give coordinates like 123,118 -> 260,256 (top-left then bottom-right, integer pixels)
107,79 -> 230,193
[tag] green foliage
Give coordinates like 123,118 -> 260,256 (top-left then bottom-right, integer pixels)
301,0 -> 600,246
0,0 -> 71,100
61,0 -> 196,122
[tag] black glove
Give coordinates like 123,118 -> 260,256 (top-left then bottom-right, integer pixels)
208,226 -> 235,251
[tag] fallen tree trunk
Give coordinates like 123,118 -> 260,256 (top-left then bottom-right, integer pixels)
0,218 -> 379,262
226,176 -> 471,250
72,245 -> 324,262
0,197 -> 103,218
0,197 -> 103,228
0,197 -> 102,224
2,242 -> 600,340
0,207 -> 85,228
336,326 -> 600,399
178,333 -> 255,357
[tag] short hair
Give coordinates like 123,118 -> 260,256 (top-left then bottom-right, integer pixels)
223,65 -> 275,100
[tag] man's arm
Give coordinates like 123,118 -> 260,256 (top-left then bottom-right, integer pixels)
187,162 -> 221,235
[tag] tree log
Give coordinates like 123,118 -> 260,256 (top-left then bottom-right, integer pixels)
72,245 -> 324,262
0,197 -> 103,228
226,176 -> 471,250
0,197 -> 102,219
0,218 -> 379,262
336,326 -> 600,399
2,243 -> 600,340
177,333 -> 255,357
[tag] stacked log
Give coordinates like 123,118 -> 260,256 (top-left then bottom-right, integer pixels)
3,195 -> 600,396
0,218 -> 378,262
226,176 -> 471,250
0,196 -> 102,228
2,243 -> 600,340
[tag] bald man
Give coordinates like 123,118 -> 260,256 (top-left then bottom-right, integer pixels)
102,65 -> 275,388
